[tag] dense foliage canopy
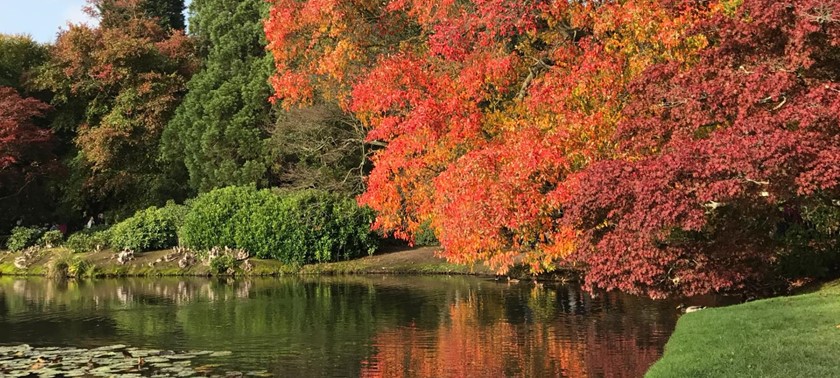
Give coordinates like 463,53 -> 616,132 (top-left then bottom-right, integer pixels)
267,0 -> 840,297
0,35 -> 48,90
565,0 -> 840,297
34,0 -> 195,217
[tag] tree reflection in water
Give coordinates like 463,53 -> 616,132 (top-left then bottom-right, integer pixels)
361,285 -> 675,378
0,276 -> 681,377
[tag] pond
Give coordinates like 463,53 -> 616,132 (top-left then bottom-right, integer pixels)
0,276 -> 685,377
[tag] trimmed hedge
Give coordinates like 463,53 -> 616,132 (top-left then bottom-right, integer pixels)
179,186 -> 377,264
109,203 -> 185,252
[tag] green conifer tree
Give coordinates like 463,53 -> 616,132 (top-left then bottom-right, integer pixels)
162,0 -> 274,192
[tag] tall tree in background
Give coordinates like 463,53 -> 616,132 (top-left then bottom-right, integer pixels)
97,0 -> 186,31
141,0 -> 186,30
269,103 -> 369,194
0,35 -> 48,91
34,0 -> 194,218
0,35 -> 58,230
163,0 -> 274,192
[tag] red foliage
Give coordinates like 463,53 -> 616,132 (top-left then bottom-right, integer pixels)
565,0 -> 840,297
0,87 -> 55,196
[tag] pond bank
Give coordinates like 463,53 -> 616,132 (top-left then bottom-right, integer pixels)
646,279 -> 840,377
0,246 -> 578,281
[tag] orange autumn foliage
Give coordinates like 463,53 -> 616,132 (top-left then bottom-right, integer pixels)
266,0 -> 712,275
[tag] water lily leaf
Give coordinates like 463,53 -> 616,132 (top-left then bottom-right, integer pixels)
246,370 -> 274,377
167,354 -> 195,360
144,356 -> 170,364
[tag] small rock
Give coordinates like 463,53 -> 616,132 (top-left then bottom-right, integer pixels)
179,253 -> 196,269
116,250 -> 135,265
13,256 -> 28,270
232,248 -> 250,261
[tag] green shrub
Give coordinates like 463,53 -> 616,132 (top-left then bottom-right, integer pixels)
414,220 -> 439,246
6,227 -> 43,252
209,254 -> 236,274
179,186 -> 270,252
66,230 -> 111,254
110,204 -> 184,252
270,189 -> 378,263
40,230 -> 64,248
179,186 -> 378,264
160,200 -> 189,229
47,251 -> 92,278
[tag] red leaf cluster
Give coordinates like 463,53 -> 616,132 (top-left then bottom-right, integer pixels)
0,87 -> 55,193
565,0 -> 840,297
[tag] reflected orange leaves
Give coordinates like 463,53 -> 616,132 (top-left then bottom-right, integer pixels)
361,289 -> 665,378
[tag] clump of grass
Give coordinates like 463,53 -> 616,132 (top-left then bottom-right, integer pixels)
47,254 -> 70,278
47,251 -> 94,278
68,258 -> 94,278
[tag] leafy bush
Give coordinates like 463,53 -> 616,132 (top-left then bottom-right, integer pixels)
68,258 -> 94,278
209,254 -> 236,274
271,189 -> 378,263
66,230 -> 111,254
6,227 -> 43,252
110,204 -> 184,252
40,230 -> 63,248
414,220 -> 439,246
179,186 -> 270,252
160,201 -> 189,229
179,186 -> 378,264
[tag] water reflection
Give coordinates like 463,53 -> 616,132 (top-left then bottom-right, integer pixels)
0,276 -> 681,377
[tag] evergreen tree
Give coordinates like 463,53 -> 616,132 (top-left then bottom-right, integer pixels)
142,0 -> 186,30
163,0 -> 274,192
98,0 -> 185,31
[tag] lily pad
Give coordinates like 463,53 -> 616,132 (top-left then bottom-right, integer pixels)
166,354 -> 195,360
246,370 -> 274,377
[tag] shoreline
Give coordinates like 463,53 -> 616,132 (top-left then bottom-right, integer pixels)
0,246 -> 579,282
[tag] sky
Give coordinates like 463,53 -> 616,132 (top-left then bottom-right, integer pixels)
0,1 -> 95,43
0,0 -> 191,44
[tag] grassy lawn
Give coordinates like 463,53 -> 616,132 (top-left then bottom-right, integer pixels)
647,281 -> 840,377
300,246 -> 491,275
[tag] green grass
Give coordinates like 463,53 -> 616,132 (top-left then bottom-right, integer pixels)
647,281 -> 840,377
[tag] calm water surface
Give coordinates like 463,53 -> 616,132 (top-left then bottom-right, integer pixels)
0,276 -> 684,377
